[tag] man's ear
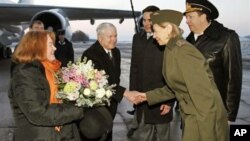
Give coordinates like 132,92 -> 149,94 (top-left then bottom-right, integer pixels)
200,13 -> 208,22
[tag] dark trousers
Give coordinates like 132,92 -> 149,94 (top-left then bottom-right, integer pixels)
128,114 -> 170,141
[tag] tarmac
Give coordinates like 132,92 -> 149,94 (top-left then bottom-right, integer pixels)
1,42 -> 250,140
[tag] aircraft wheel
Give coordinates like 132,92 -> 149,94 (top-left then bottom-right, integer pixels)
6,47 -> 12,58
0,47 -> 7,59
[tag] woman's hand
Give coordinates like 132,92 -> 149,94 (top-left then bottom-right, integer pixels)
134,92 -> 147,104
160,104 -> 171,115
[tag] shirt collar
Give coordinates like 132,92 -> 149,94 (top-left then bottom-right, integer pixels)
58,40 -> 65,45
194,32 -> 204,40
146,32 -> 153,39
103,48 -> 112,55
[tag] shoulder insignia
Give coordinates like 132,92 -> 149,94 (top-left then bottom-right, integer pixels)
176,39 -> 186,47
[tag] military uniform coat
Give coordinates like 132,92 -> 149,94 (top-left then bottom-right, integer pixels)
146,37 -> 229,141
9,60 -> 84,141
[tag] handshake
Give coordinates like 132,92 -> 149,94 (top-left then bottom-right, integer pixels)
123,90 -> 147,104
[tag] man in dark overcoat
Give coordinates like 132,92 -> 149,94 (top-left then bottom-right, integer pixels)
128,5 -> 175,141
55,29 -> 74,67
184,0 -> 242,123
81,22 -> 135,141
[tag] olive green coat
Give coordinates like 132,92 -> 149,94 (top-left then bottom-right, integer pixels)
146,37 -> 229,141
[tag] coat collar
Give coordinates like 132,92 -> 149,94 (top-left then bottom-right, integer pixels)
166,36 -> 184,50
187,20 -> 225,40
203,20 -> 225,39
12,60 -> 45,76
93,41 -> 109,55
92,41 -> 117,60
138,30 -> 154,40
138,30 -> 147,37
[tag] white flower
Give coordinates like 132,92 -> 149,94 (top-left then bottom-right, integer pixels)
79,60 -> 92,75
105,90 -> 112,98
56,58 -> 115,107
83,88 -> 91,97
98,78 -> 108,88
66,91 -> 80,101
96,88 -> 106,99
89,80 -> 98,90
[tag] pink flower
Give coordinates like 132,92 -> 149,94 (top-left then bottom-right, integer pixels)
56,59 -> 115,107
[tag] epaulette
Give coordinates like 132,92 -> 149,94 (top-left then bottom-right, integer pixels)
176,39 -> 187,47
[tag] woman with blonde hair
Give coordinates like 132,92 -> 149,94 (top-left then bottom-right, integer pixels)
9,31 -> 84,141
135,10 -> 229,141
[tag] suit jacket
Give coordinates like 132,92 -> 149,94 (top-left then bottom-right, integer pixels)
130,31 -> 174,124
186,20 -> 242,121
9,60 -> 84,141
81,41 -> 126,119
146,37 -> 229,141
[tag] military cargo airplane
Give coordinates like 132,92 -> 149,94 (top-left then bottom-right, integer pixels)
0,0 -> 141,59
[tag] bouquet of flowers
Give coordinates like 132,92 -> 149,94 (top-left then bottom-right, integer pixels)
56,58 -> 115,107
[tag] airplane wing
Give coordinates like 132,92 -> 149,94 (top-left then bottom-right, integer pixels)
0,3 -> 141,24
0,3 -> 141,47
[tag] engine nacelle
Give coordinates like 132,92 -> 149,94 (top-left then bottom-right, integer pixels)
30,9 -> 72,40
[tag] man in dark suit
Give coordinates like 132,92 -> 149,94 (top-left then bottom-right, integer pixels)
81,22 -> 135,141
128,6 -> 174,141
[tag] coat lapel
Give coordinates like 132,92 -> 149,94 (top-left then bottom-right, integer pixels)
94,41 -> 116,76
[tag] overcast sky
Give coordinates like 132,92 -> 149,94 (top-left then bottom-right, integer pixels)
9,0 -> 250,40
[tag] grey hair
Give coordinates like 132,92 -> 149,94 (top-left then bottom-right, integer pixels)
96,22 -> 116,37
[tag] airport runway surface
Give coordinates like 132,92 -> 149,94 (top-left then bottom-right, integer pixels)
1,42 -> 250,141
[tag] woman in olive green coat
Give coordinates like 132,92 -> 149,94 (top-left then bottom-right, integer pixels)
135,10 -> 229,141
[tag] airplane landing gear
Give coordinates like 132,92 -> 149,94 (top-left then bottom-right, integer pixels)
0,42 -> 12,60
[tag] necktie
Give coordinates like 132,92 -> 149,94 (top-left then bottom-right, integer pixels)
108,51 -> 115,66
108,51 -> 112,60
